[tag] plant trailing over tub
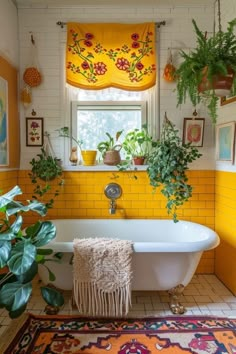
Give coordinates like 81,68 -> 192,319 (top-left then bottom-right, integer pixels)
0,186 -> 64,318
147,113 -> 202,222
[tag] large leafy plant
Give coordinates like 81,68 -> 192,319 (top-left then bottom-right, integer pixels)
0,186 -> 64,318
176,18 -> 236,123
147,115 -> 202,222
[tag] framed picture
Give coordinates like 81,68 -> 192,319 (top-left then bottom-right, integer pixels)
216,121 -> 235,163
220,95 -> 236,106
26,117 -> 44,146
0,76 -> 8,166
183,118 -> 205,147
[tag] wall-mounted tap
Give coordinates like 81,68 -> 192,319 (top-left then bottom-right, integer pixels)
109,199 -> 116,214
104,183 -> 122,215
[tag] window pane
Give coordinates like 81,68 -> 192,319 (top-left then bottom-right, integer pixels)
72,101 -> 146,158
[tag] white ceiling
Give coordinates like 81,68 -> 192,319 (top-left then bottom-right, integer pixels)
14,0 -> 214,8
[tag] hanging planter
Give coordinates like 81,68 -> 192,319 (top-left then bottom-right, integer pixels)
21,34 -> 42,107
198,66 -> 234,97
23,67 -> 42,88
175,0 -> 236,124
163,48 -> 176,82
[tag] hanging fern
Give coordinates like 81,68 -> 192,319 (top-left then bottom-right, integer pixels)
176,18 -> 236,123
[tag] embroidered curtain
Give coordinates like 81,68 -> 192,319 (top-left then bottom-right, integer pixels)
66,22 -> 156,91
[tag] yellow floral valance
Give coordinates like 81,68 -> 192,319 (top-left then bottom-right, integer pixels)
66,22 -> 156,91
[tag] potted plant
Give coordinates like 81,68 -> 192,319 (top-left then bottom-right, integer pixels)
97,130 -> 123,166
175,18 -> 236,123
58,126 -> 97,166
122,124 -> 155,165
0,186 -> 64,318
29,147 -> 64,209
147,114 -> 202,222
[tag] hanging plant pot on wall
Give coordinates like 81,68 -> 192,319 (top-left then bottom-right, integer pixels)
198,67 -> 235,97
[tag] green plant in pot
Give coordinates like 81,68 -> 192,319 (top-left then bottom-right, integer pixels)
175,17 -> 236,123
121,124 -> 155,166
147,114 -> 202,222
29,147 -> 64,209
97,130 -> 123,166
0,186 -> 64,318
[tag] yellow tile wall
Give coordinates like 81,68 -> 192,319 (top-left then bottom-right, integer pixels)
215,171 -> 236,295
0,170 -> 18,192
16,169 -> 215,273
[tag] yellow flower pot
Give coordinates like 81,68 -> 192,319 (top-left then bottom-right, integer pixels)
81,150 -> 97,166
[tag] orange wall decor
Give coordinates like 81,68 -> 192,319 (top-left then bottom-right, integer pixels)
0,56 -> 19,169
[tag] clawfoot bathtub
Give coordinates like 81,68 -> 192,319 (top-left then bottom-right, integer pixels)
38,219 -> 219,314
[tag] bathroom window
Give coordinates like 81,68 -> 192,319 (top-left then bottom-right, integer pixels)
69,85 -> 158,143
71,100 -> 146,152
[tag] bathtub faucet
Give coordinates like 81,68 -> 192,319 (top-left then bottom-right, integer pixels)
109,199 -> 116,214
104,183 -> 122,215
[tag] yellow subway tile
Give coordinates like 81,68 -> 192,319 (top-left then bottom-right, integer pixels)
199,209 -> 214,216
138,209 -> 154,217
79,201 -> 95,209
183,209 -> 199,216
86,209 -> 103,217
190,201 -> 206,208
199,178 -> 215,185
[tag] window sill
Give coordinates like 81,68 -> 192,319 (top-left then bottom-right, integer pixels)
62,164 -> 148,172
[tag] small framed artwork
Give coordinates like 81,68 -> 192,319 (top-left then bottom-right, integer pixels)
216,121 -> 235,163
26,117 -> 44,146
183,118 -> 205,147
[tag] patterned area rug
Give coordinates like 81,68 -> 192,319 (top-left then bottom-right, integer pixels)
1,314 -> 236,353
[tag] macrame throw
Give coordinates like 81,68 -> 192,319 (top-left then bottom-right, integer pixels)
73,238 -> 133,316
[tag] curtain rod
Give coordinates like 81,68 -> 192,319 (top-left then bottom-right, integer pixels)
56,21 -> 166,29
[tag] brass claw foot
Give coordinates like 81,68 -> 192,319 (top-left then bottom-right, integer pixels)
168,284 -> 186,314
44,304 -> 60,315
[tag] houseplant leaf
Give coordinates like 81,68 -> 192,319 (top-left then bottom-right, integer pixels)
32,221 -> 56,247
17,261 -> 38,284
0,185 -> 22,209
41,286 -> 64,307
8,239 -> 36,275
0,281 -> 32,312
0,241 -> 11,267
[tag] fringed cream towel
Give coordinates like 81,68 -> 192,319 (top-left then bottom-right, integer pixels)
73,238 -> 133,317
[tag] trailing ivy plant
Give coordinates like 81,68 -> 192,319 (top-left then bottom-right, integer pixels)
147,115 -> 202,222
29,148 -> 64,209
0,186 -> 64,318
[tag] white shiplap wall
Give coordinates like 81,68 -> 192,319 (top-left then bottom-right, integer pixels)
18,3 -> 216,169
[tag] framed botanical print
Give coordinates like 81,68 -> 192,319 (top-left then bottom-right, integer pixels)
26,117 -> 44,146
216,121 -> 235,163
183,118 -> 205,147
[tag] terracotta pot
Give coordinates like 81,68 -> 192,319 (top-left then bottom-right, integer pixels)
133,156 -> 145,165
198,67 -> 234,97
103,150 -> 121,166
